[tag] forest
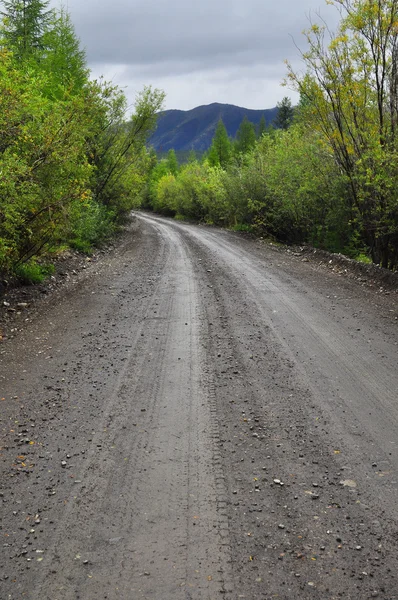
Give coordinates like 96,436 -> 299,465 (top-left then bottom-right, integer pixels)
0,0 -> 164,282
1,0 -> 398,279
147,0 -> 398,271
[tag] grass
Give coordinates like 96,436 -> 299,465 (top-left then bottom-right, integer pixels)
14,261 -> 55,285
355,252 -> 372,264
230,223 -> 254,233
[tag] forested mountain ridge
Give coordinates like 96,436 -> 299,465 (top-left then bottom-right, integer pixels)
149,103 -> 278,152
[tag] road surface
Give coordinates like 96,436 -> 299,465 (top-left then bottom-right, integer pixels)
1,213 -> 397,599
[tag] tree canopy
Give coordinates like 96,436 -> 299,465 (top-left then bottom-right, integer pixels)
234,116 -> 256,154
286,0 -> 398,268
274,97 -> 294,130
0,0 -> 51,61
0,2 -> 164,278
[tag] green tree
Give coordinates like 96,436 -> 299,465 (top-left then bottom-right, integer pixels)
41,7 -> 88,97
257,114 -> 267,138
0,0 -> 51,61
274,96 -> 294,130
0,49 -> 96,270
234,116 -> 256,154
287,0 -> 398,268
91,84 -> 165,212
188,149 -> 197,163
166,148 -> 179,175
208,119 -> 231,168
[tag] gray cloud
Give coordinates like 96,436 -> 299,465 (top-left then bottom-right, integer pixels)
52,0 -> 340,110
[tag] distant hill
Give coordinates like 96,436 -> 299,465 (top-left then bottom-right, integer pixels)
149,102 -> 278,153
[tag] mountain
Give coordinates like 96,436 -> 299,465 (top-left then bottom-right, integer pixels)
149,102 -> 278,153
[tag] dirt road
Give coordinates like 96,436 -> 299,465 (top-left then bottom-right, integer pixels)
1,213 -> 397,599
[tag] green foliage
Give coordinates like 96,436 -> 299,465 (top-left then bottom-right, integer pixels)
231,223 -> 253,233
166,149 -> 179,175
257,115 -> 267,138
148,124 -> 360,256
234,116 -> 256,155
14,259 -> 54,284
208,119 -> 232,168
91,84 -> 165,213
68,201 -> 117,253
154,173 -> 178,216
274,97 -> 294,130
286,0 -> 398,268
188,149 -> 197,163
0,0 -> 51,61
355,253 -> 372,265
0,50 -> 94,270
0,3 -> 165,278
40,8 -> 88,98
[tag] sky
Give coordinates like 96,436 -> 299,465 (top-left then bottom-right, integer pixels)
50,0 -> 340,112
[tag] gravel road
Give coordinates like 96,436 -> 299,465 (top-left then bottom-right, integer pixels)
1,213 -> 397,600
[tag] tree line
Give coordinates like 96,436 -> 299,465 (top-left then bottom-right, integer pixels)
146,0 -> 398,270
0,0 -> 164,282
1,0 -> 397,277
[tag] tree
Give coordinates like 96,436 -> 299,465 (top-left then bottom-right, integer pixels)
208,119 -> 231,168
274,96 -> 294,129
41,8 -> 88,97
166,148 -> 179,175
91,84 -> 165,210
0,49 -> 97,271
188,149 -> 197,163
257,114 -> 267,138
234,116 -> 256,154
0,0 -> 51,61
286,0 -> 398,269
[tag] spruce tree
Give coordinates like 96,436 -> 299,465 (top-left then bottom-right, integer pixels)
234,116 -> 256,154
208,119 -> 231,168
274,97 -> 294,130
257,115 -> 267,138
1,0 -> 52,61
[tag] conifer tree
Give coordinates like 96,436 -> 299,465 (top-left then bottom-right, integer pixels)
257,115 -> 267,138
274,97 -> 294,130
234,116 -> 256,154
208,119 -> 231,168
0,0 -> 51,61
41,8 -> 88,97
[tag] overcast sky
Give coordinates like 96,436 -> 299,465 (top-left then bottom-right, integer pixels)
51,0 -> 340,111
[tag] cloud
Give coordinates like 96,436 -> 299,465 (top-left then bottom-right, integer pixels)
52,0 -> 340,109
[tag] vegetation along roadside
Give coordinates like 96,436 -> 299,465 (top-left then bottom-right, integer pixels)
0,0 -> 164,286
146,0 -> 398,272
1,0 -> 397,295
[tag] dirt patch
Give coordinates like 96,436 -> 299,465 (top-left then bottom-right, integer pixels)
0,219 -> 138,342
295,245 -> 398,289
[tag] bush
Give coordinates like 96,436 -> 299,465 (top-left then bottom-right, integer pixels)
69,201 -> 117,253
14,261 -> 55,285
